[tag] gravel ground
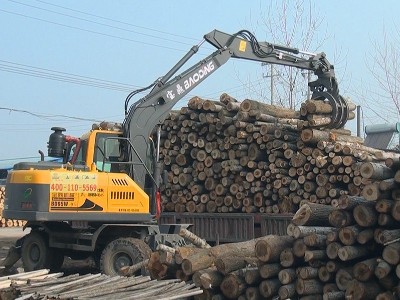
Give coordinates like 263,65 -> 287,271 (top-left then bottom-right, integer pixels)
0,227 -> 27,273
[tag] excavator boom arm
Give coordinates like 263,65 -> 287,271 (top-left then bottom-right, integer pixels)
123,47 -> 233,192
122,29 -> 348,194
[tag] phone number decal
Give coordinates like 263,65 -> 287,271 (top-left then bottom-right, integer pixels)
50,183 -> 97,192
50,172 -> 97,193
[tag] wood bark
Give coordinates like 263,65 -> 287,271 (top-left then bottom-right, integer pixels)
345,280 -> 382,300
292,202 -> 335,226
220,273 -> 246,299
255,235 -> 294,262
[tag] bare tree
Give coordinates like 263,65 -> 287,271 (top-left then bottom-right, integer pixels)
239,0 -> 329,109
262,0 -> 329,109
364,29 -> 400,122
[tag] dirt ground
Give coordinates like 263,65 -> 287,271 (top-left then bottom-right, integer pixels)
0,227 -> 96,275
0,227 -> 26,270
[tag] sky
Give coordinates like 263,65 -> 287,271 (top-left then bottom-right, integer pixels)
1,0 -> 399,166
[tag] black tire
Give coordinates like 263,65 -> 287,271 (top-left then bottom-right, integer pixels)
92,250 -> 102,271
51,250 -> 65,271
21,231 -> 63,272
100,238 -> 151,276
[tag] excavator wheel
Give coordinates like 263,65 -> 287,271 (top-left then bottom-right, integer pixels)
100,237 -> 151,276
21,231 -> 64,272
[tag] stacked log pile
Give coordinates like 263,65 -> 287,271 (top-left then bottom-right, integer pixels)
0,186 -> 26,227
286,196 -> 400,299
159,94 -> 362,215
146,231 -> 296,299
299,130 -> 400,202
149,195 -> 400,299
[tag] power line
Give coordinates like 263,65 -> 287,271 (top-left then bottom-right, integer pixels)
0,58 -> 264,104
34,0 -> 197,42
0,107 -> 103,122
0,60 -> 139,92
0,9 -> 188,53
1,6 -> 265,97
8,0 -> 196,47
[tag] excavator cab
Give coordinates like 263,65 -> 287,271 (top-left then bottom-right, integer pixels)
50,125 -> 124,173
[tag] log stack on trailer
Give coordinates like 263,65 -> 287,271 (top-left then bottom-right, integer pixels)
158,94 -> 363,217
160,94 -> 304,215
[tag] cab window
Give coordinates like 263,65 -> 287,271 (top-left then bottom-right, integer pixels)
94,134 -> 120,172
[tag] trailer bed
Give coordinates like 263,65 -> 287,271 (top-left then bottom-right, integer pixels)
160,213 -> 293,243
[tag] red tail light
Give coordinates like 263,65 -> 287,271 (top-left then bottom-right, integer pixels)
155,190 -> 161,219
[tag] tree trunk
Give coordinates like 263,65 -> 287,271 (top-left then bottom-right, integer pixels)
259,278 -> 281,298
199,268 -> 224,289
278,268 -> 296,284
335,267 -> 353,291
220,273 -> 246,299
241,99 -> 300,118
345,280 -> 382,300
338,245 -> 369,261
179,228 -> 211,249
215,256 -> 256,275
255,235 -> 294,262
303,234 -> 327,248
357,228 -> 375,245
244,286 -> 261,300
181,250 -> 214,275
242,267 -> 261,285
338,225 -> 363,246
259,263 -> 282,279
375,259 -> 392,279
353,258 -> 378,282
279,283 -> 296,299
304,250 -> 327,262
296,278 -> 323,295
337,195 -> 369,210
391,201 -> 400,221
291,226 -> 336,239
292,202 -> 335,226
329,210 -> 354,228
360,162 -> 394,180
298,266 -> 319,280
377,229 -> 400,245
323,291 -> 346,300
326,242 -> 342,260
382,242 -> 400,265
353,204 -> 378,227
318,266 -> 334,282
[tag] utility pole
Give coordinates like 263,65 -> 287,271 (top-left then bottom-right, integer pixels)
307,70 -> 311,100
356,105 -> 361,137
302,70 -> 312,100
270,64 -> 274,105
262,63 -> 279,105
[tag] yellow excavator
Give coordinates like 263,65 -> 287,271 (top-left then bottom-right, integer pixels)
2,29 -> 349,275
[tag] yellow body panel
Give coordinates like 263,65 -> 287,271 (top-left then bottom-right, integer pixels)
48,169 -> 149,213
9,167 -> 149,214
